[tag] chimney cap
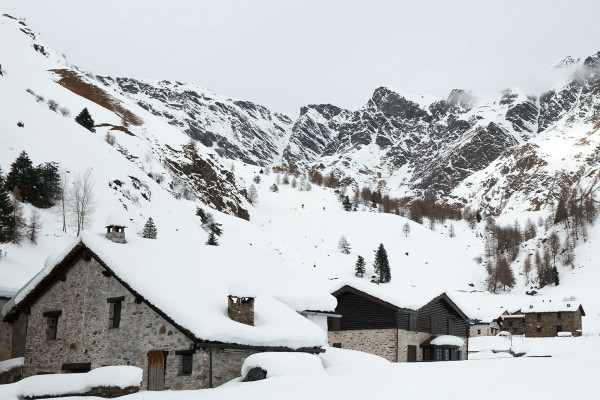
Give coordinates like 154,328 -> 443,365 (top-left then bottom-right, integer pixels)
105,212 -> 129,228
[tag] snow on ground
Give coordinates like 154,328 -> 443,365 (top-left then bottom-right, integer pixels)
0,366 -> 141,400
36,337 -> 600,400
240,352 -> 327,379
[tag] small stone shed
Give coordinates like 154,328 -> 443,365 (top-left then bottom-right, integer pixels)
2,230 -> 336,390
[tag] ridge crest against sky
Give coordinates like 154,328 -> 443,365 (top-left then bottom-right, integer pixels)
2,0 -> 599,113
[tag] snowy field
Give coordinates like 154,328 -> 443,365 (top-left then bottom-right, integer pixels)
2,336 -> 598,400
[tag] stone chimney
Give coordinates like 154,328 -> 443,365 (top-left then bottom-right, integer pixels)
227,295 -> 254,326
105,213 -> 128,244
105,224 -> 126,244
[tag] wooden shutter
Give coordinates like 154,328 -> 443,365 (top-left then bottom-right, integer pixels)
430,315 -> 438,333
448,318 -> 456,334
148,350 -> 165,391
409,313 -> 417,331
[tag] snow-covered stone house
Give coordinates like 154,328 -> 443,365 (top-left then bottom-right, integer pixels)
2,227 -> 336,390
501,301 -> 585,337
469,320 -> 500,337
327,281 -> 470,362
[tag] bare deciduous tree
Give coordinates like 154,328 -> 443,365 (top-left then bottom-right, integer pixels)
70,168 -> 97,236
27,209 -> 42,244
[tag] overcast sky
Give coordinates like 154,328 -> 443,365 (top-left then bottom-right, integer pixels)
2,0 -> 599,114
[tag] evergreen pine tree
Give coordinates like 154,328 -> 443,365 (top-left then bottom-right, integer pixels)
206,231 -> 219,246
142,217 -> 157,239
4,151 -> 36,203
373,243 -> 391,283
355,255 -> 366,278
33,162 -> 61,208
0,168 -> 15,243
342,195 -> 352,211
75,107 -> 96,132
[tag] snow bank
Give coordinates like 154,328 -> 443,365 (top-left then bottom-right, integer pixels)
0,366 -> 142,400
241,352 -> 326,379
430,335 -> 465,347
318,346 -> 389,372
0,357 -> 23,374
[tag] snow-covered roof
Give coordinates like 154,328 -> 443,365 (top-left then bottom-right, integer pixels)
501,314 -> 525,319
0,287 -> 17,299
522,301 -> 584,314
430,335 -> 465,347
3,232 -> 336,349
329,278 -> 464,314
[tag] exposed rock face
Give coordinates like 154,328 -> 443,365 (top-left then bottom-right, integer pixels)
101,50 -> 600,214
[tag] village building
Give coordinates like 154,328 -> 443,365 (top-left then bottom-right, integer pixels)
499,311 -> 525,335
499,301 -> 585,337
2,224 -> 336,390
469,319 -> 501,337
327,281 -> 470,362
522,301 -> 584,337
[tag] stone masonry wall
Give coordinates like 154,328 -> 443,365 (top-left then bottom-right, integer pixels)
0,297 -> 12,361
329,329 -> 468,362
524,311 -> 582,337
329,329 -> 398,361
22,255 -> 251,389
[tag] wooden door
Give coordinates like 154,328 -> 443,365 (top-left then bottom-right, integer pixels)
147,350 -> 165,391
407,345 -> 417,362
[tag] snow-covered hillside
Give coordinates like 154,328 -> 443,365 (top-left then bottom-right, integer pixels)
1,11 -> 600,338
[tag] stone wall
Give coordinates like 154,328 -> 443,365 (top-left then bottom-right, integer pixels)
470,322 -> 500,337
502,317 -> 525,335
329,329 -> 398,361
329,328 -> 468,362
21,254 -> 253,389
524,310 -> 582,337
0,297 -> 12,361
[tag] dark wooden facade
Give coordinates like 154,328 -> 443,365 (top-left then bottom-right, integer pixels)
328,286 -> 469,337
328,286 -> 469,362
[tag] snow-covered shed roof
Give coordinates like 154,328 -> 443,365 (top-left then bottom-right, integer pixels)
3,232 -> 336,350
329,279 -> 468,319
522,301 -> 585,315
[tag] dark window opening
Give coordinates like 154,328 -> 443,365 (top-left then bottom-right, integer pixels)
423,346 -> 461,362
536,326 -> 542,332
332,343 -> 342,348
477,329 -> 482,335
537,313 -> 541,320
108,297 -> 124,329
557,312 -> 562,319
556,326 -> 562,333
43,311 -> 61,340
62,363 -> 91,373
181,354 -> 193,375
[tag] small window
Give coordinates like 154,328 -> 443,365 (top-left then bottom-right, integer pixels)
536,326 -> 541,332
107,297 -> 124,329
423,347 -> 433,361
537,313 -> 541,320
477,329 -> 481,335
332,343 -> 342,348
556,326 -> 562,333
557,312 -> 562,319
62,363 -> 91,373
182,354 -> 193,375
43,310 -> 62,340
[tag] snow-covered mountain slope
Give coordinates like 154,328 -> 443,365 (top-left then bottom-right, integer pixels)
1,11 -> 600,336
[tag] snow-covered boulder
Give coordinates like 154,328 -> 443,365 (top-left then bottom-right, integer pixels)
241,352 -> 326,381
